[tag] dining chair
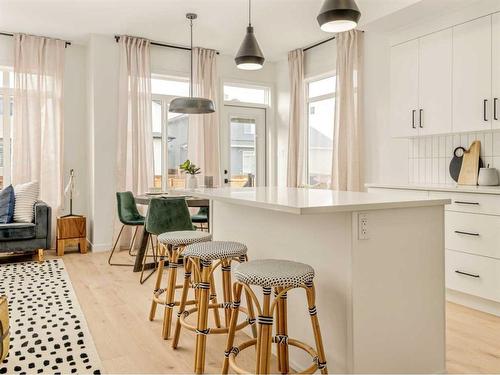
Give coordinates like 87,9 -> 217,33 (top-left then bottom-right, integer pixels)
141,198 -> 195,283
108,191 -> 146,266
191,206 -> 209,231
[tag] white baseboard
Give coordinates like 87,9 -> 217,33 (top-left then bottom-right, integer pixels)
447,289 -> 500,316
88,242 -> 111,253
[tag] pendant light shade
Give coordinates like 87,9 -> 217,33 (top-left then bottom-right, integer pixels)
317,0 -> 361,33
169,13 -> 215,114
235,0 -> 265,70
169,97 -> 215,114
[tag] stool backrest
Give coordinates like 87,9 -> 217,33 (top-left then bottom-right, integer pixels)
145,198 -> 194,235
116,191 -> 143,225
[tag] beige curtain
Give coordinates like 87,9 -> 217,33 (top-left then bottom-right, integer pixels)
116,36 -> 154,195
332,30 -> 363,191
188,47 -> 221,186
12,34 -> 65,212
286,49 -> 306,188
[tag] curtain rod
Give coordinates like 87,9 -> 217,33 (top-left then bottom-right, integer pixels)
114,35 -> 219,55
0,32 -> 71,48
302,30 -> 365,52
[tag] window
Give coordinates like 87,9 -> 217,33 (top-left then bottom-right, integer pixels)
151,75 -> 190,190
229,117 -> 257,187
224,83 -> 270,105
0,67 -> 13,189
307,75 -> 335,187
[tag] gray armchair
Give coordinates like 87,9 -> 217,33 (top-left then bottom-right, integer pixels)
0,201 -> 51,255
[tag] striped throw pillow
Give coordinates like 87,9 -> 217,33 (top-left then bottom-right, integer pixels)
14,182 -> 40,223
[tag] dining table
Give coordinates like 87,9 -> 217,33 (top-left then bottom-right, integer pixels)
133,193 -> 209,282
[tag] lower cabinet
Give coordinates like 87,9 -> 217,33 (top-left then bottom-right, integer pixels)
368,186 -> 500,313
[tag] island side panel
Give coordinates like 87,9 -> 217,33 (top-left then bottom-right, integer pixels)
211,200 -> 353,374
351,205 -> 446,373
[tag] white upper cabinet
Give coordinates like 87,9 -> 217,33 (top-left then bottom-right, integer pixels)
390,39 -> 419,137
418,29 -> 452,136
452,16 -> 492,132
492,13 -> 500,130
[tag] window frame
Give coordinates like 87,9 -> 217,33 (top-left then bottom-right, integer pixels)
223,80 -> 271,107
151,74 -> 190,191
305,72 -> 336,188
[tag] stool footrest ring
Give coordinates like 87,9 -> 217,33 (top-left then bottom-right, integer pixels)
178,304 -> 250,335
227,337 -> 323,374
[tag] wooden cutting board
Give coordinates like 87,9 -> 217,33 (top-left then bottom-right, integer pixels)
458,140 -> 481,185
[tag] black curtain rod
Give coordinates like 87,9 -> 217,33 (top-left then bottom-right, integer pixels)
114,35 -> 219,55
303,30 -> 365,52
0,32 -> 71,48
303,36 -> 336,52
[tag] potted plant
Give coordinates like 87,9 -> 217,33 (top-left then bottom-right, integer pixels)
180,160 -> 201,189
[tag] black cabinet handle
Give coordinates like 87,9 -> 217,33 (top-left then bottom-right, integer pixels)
224,178 -> 229,184
454,230 -> 480,237
495,98 -> 498,121
455,270 -> 480,278
484,99 -> 488,122
411,110 -> 416,129
419,109 -> 423,128
454,200 -> 479,205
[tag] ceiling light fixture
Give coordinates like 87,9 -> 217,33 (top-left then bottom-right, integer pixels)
169,13 -> 215,114
235,0 -> 265,70
317,0 -> 361,33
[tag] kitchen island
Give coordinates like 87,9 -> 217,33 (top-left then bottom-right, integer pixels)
175,187 -> 450,374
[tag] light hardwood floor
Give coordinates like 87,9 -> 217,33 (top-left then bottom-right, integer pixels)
57,249 -> 500,374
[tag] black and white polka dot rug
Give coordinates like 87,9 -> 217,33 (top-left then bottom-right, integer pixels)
0,259 -> 102,374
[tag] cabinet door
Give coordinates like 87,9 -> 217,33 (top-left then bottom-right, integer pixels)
418,29 -> 452,135
492,13 -> 500,129
390,39 -> 419,137
453,16 -> 492,132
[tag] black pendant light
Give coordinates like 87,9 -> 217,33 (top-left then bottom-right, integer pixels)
317,0 -> 361,33
169,13 -> 215,114
235,0 -> 265,70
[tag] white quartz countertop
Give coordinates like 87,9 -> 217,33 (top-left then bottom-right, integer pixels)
172,187 -> 450,215
366,182 -> 500,195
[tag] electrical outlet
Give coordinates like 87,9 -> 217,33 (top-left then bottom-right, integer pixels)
358,213 -> 369,240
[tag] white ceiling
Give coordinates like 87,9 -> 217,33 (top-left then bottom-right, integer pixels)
0,0 -> 420,61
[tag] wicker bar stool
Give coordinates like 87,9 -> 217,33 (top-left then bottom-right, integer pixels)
172,241 -> 257,374
222,259 -> 328,375
149,230 -> 212,340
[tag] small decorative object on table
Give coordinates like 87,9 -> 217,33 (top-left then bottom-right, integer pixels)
180,159 -> 201,189
0,295 -> 9,362
62,169 -> 82,217
56,215 -> 87,256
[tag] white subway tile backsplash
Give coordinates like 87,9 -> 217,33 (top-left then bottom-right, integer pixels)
407,130 -> 500,184
493,132 -> 500,156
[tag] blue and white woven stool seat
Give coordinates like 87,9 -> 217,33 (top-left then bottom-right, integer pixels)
234,259 -> 315,288
184,241 -> 247,261
157,230 -> 212,246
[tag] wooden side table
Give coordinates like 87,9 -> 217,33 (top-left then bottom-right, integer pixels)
56,215 -> 87,256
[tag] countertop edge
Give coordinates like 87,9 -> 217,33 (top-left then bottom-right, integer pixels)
366,183 -> 500,195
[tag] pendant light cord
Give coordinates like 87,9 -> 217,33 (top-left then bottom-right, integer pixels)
190,17 -> 193,98
249,0 -> 252,26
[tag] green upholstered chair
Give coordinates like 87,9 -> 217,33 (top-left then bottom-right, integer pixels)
191,206 -> 209,231
140,197 -> 195,282
108,191 -> 145,266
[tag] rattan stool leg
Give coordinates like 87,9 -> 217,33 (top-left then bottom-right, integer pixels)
222,283 -> 243,375
306,283 -> 328,374
172,258 -> 193,349
257,287 -> 273,374
149,243 -> 166,321
244,288 -> 257,338
275,288 -> 289,374
162,245 -> 181,340
194,260 -> 212,374
221,259 -> 233,327
210,273 -> 222,329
